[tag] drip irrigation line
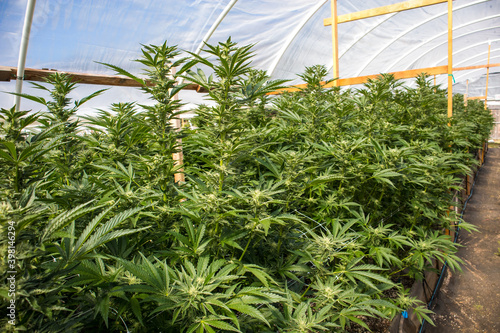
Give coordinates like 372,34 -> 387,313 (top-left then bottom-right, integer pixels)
422,276 -> 433,302
418,149 -> 486,333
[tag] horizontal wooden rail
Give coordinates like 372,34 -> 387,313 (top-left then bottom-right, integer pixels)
269,62 -> 500,95
269,65 -> 448,94
324,0 -> 447,26
0,66 -> 201,91
454,63 -> 500,71
467,96 -> 486,100
335,65 -> 447,87
3,62 -> 498,95
0,67 -> 11,82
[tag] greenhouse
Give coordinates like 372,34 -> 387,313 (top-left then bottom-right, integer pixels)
0,0 -> 499,332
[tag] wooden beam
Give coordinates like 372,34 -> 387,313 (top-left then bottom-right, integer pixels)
334,65 -> 448,87
7,61 -> 497,97
2,66 -> 201,90
172,118 -> 185,184
268,60 -> 499,96
268,65 -> 448,94
7,66 -> 146,86
0,66 -> 13,81
464,79 -> 469,106
331,0 -> 339,85
173,142 -> 185,183
454,63 -> 500,71
468,96 -> 486,100
324,0 -> 447,26
170,66 -> 185,184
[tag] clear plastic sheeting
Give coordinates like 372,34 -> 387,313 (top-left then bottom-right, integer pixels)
454,72 -> 500,98
0,0 -> 499,114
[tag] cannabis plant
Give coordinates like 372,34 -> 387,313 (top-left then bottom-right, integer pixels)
1,39 -> 493,332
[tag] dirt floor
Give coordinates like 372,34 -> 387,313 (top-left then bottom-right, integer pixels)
425,148 -> 500,333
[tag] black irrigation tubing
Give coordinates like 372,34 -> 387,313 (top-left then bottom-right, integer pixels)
418,148 -> 486,333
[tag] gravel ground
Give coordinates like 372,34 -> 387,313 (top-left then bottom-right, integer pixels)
425,148 -> 500,333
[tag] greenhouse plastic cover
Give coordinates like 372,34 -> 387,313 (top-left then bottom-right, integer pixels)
0,0 -> 499,115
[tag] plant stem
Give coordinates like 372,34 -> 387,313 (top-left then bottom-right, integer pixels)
301,284 -> 312,298
14,166 -> 19,193
239,223 -> 257,261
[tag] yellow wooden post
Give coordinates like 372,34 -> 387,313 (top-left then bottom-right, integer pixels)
447,0 -> 453,121
172,117 -> 185,184
485,42 -> 491,109
331,0 -> 339,86
170,66 -> 185,184
481,141 -> 486,165
464,79 -> 469,107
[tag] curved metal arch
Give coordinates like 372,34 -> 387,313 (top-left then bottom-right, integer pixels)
392,50 -> 500,88
351,0 -> 488,78
405,19 -> 500,69
430,53 -> 500,87
279,1 -> 398,78
384,21 -> 500,72
194,0 -> 239,55
326,13 -> 398,74
453,49 -> 500,68
267,0 -> 329,76
449,66 -> 500,86
432,37 -> 500,68
450,52 -> 500,83
178,0 -> 238,85
451,67 -> 500,93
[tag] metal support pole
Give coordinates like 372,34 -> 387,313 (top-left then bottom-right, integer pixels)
331,0 -> 339,86
15,0 -> 37,111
